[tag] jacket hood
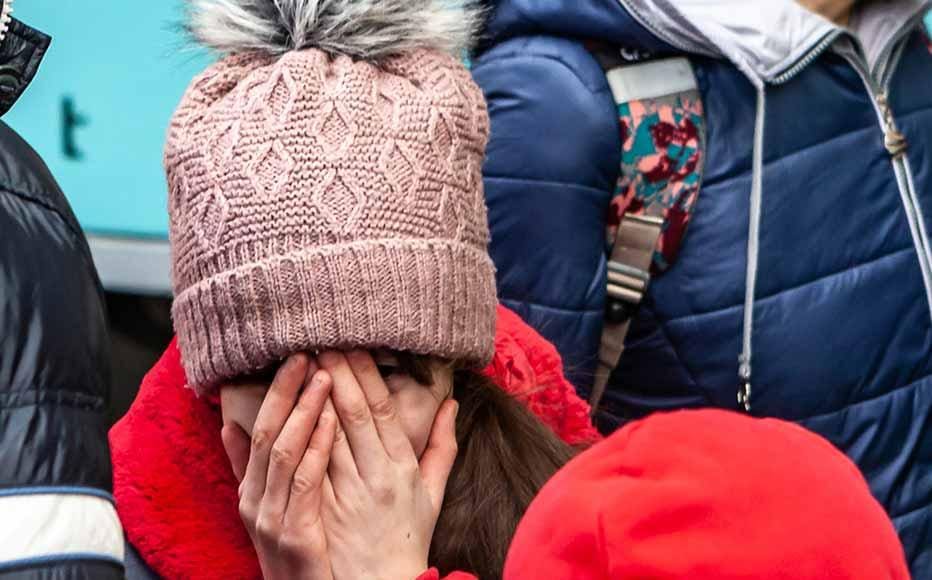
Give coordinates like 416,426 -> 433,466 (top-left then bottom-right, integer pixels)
484,0 -> 931,83
0,7 -> 50,116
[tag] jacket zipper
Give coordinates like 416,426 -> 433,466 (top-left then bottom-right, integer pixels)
613,4 -> 932,408
0,0 -> 12,45
772,19 -> 932,322
841,41 -> 932,324
744,25 -> 932,409
772,30 -> 842,84
733,33 -> 842,413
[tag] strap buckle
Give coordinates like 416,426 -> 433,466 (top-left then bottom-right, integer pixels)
605,261 -> 649,323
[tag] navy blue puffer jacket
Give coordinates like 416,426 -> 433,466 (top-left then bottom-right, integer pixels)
474,0 -> 932,574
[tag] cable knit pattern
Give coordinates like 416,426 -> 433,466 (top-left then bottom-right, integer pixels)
165,48 -> 495,391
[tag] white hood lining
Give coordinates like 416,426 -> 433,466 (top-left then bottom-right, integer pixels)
617,0 -> 931,83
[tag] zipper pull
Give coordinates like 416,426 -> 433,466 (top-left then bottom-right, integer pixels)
737,379 -> 752,412
876,92 -> 908,157
737,360 -> 752,413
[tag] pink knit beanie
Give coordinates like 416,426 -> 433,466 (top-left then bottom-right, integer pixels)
165,0 -> 495,392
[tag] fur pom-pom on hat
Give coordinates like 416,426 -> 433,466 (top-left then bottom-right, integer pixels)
186,0 -> 483,59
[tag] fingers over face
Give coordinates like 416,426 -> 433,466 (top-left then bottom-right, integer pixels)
318,350 -> 388,477
221,421 -> 251,483
419,399 -> 460,514
345,349 -> 417,464
325,396 -> 360,497
282,384 -> 338,531
240,353 -> 311,506
262,369 -> 333,519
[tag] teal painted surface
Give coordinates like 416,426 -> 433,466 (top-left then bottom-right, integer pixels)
6,2 -> 210,238
6,6 -> 931,237
926,10 -> 932,33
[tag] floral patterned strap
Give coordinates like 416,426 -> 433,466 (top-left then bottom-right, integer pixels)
591,47 -> 706,276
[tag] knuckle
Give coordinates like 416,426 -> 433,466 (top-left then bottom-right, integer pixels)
332,424 -> 347,444
399,458 -> 419,480
255,514 -> 280,541
238,498 -> 257,526
290,471 -> 317,496
276,532 -> 303,557
343,401 -> 372,426
279,528 -> 324,558
251,428 -> 272,452
369,397 -> 397,422
269,443 -> 297,468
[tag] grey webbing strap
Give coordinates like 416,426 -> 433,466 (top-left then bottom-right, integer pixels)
589,214 -> 664,413
586,51 -> 701,416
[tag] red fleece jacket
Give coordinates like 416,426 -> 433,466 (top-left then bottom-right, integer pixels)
110,305 -> 599,580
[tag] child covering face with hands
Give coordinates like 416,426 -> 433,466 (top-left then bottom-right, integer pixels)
221,351 -> 460,580
109,1 -> 598,578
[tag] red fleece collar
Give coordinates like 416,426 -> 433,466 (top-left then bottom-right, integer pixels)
110,305 -> 600,580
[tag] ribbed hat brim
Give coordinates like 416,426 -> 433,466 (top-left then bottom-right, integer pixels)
173,238 -> 497,392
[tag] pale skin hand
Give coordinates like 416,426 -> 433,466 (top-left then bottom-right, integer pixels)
222,350 -> 459,580
221,353 -> 338,580
318,350 -> 459,580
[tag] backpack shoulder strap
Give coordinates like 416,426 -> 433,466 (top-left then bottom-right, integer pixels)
587,47 -> 706,414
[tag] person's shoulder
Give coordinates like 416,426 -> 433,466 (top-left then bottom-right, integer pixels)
0,121 -> 87,244
0,121 -> 61,196
472,36 -> 620,194
474,35 -> 612,95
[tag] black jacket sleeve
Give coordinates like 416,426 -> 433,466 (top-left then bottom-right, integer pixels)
0,16 -> 124,580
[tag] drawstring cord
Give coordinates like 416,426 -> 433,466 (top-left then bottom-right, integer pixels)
738,84 -> 766,413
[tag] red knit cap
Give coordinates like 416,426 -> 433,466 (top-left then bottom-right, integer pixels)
504,409 -> 910,579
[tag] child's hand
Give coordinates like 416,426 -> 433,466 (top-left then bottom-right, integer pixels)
318,350 -> 459,580
221,353 -> 337,580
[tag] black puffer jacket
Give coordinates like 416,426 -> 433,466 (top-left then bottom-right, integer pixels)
0,14 -> 123,580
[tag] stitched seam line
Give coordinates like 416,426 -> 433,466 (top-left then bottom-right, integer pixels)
473,49 -> 613,94
0,185 -> 98,274
799,370 -> 932,422
484,175 -> 612,196
663,246 -> 915,323
0,388 -> 106,411
0,486 -> 115,504
890,500 -> 932,523
499,297 -> 603,315
643,303 -> 705,394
